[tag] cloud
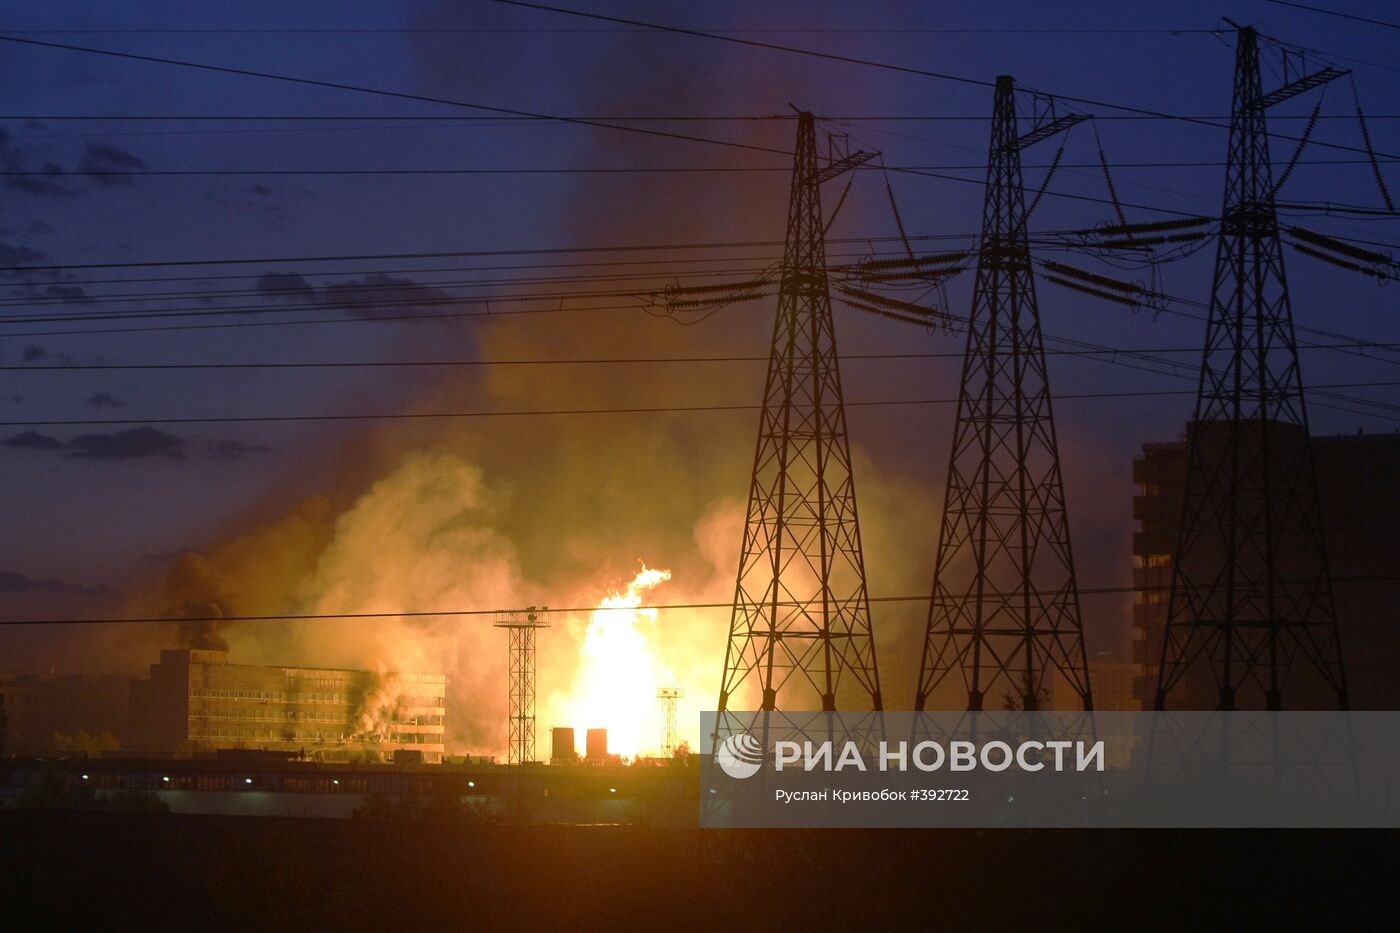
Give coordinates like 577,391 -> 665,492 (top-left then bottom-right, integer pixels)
0,569 -> 105,596
0,242 -> 47,267
2,425 -> 275,461
3,430 -> 64,450
256,271 -> 316,301
256,270 -> 455,319
84,392 -> 126,409
67,426 -> 187,460
0,129 -> 150,196
79,142 -> 146,185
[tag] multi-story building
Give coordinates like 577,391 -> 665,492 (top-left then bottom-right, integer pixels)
1130,429 -> 1400,710
129,649 -> 446,763
1088,654 -> 1140,712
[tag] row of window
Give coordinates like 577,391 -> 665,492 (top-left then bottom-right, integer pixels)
191,728 -> 443,745
191,689 -> 351,703
192,707 -> 444,725
188,688 -> 445,707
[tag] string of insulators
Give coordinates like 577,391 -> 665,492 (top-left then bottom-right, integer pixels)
1026,139 -> 1067,221
835,284 -> 953,323
1079,216 -> 1214,238
1096,231 -> 1210,250
852,250 -> 971,273
665,291 -> 770,309
1273,94 -> 1325,198
851,267 -> 967,284
662,278 -> 771,297
1289,242 -> 1390,281
1098,144 -> 1129,232
1040,260 -> 1143,295
1286,226 -> 1391,265
839,298 -> 934,330
1042,274 -> 1140,308
1356,102 -> 1396,213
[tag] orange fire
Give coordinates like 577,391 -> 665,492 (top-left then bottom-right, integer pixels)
552,565 -> 675,759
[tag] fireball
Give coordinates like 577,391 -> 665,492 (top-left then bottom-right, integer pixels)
556,565 -> 674,758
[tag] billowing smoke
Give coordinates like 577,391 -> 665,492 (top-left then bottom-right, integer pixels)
96,2 -> 948,755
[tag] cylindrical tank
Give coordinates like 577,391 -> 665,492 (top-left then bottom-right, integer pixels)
551,726 -> 576,763
585,727 -> 608,761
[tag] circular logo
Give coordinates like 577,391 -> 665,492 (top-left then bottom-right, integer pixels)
716,732 -> 764,779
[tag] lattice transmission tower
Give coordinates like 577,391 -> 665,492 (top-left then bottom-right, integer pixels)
1154,25 -> 1349,711
494,607 -> 549,764
916,76 -> 1093,713
716,110 -> 883,715
657,686 -> 683,755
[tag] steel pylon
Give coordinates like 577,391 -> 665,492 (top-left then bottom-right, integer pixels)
916,76 -> 1092,713
717,111 -> 883,715
495,607 -> 548,764
1154,26 -> 1348,711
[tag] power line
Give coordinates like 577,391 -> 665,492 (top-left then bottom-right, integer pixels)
2,381 -> 1396,429
2,343 -> 1396,376
2,574 -> 1391,628
1263,0 -> 1400,31
13,113 -> 1400,122
0,33 -> 792,163
0,27 -> 1222,36
6,158 -> 1393,178
489,0 -> 1399,160
0,230 -> 1011,274
3,17 -> 1389,211
7,343 -> 1397,373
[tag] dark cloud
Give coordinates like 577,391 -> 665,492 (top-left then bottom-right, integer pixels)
84,392 -> 126,409
0,569 -> 105,595
2,425 -> 275,462
0,242 -> 46,267
256,271 -> 316,302
3,430 -> 64,450
255,270 -> 455,319
17,345 -> 73,364
67,426 -> 186,460
0,129 -> 150,196
79,142 -> 146,185
43,283 -> 87,300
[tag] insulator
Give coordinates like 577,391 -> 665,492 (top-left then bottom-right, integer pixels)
854,251 -> 971,273
1096,231 -> 1208,250
851,267 -> 967,284
1043,275 -> 1140,308
1286,227 -> 1390,265
666,291 -> 770,309
1090,216 -> 1213,238
663,277 -> 770,297
1289,242 -> 1387,281
836,285 -> 950,321
1040,260 -> 1142,295
840,299 -> 934,330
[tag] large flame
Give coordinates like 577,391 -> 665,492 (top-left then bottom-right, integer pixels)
553,565 -> 674,759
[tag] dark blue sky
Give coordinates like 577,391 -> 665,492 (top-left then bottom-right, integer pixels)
0,0 -> 1396,678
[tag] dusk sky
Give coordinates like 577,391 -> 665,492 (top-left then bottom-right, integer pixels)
1,1 -> 1396,725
